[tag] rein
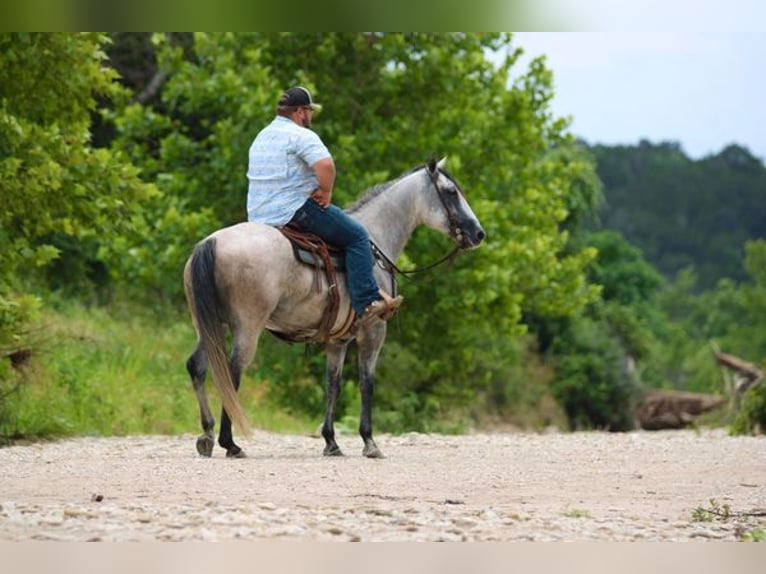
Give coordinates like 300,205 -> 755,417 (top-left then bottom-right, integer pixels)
371,241 -> 460,281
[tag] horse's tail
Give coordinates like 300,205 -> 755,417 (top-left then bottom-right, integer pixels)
188,238 -> 252,436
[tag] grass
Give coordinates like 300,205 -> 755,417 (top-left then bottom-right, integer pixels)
0,298 -> 315,441
563,508 -> 592,519
692,499 -> 766,541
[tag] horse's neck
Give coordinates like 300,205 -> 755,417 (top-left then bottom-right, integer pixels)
352,177 -> 420,260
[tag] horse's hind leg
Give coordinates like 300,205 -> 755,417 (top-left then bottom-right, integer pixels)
217,330 -> 260,459
322,341 -> 349,457
186,342 -> 215,457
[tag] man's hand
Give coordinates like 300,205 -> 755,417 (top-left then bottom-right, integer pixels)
311,187 -> 332,208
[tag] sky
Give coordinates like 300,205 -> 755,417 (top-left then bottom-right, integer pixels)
512,31 -> 766,162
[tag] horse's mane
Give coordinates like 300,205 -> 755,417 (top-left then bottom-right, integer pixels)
346,161 -> 460,214
346,165 -> 424,214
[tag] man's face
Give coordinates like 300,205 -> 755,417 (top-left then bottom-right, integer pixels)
300,107 -> 314,128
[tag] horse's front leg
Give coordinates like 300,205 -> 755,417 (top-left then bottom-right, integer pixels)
322,341 -> 349,456
357,323 -> 387,459
186,342 -> 216,457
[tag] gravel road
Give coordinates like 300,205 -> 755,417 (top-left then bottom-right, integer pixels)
1,428 -> 764,541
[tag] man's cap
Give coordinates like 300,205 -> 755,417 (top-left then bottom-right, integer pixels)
278,86 -> 322,110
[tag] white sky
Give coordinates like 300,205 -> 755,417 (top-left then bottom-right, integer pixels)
512,32 -> 766,161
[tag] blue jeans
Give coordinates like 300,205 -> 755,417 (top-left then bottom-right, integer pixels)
289,199 -> 380,314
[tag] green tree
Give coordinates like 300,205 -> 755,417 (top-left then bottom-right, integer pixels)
550,314 -> 639,431
544,231 -> 664,430
101,33 -> 279,298
0,34 -> 157,430
0,33 -> 156,330
714,241 -> 766,434
102,33 -> 601,426
728,241 -> 766,358
591,141 -> 766,289
650,241 -> 766,432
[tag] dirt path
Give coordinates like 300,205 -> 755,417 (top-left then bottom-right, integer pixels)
1,429 -> 764,541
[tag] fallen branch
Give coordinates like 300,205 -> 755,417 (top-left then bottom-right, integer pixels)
693,499 -> 766,522
713,345 -> 763,394
634,389 -> 725,430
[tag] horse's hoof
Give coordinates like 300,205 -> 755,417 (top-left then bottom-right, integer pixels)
225,446 -> 247,459
196,435 -> 214,457
323,445 -> 344,457
362,444 -> 385,459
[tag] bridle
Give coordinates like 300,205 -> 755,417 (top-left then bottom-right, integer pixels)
426,163 -> 465,246
370,164 -> 464,282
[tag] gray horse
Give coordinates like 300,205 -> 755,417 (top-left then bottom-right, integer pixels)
184,158 -> 485,459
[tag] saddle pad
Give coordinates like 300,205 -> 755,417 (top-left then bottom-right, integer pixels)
292,243 -> 346,272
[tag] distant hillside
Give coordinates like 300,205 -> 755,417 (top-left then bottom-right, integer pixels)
589,141 -> 766,289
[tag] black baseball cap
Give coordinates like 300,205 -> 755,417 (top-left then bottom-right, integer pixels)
278,86 -> 322,110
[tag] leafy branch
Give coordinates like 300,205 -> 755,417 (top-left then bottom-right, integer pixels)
693,498 -> 766,522
692,498 -> 766,541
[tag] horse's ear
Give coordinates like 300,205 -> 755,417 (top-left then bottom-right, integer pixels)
427,156 -> 446,173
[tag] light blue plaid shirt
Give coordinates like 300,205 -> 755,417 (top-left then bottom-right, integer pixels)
246,116 -> 331,226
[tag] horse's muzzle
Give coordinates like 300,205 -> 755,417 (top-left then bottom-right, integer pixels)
457,223 -> 486,249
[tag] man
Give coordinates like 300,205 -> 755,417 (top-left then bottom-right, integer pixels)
247,86 -> 402,324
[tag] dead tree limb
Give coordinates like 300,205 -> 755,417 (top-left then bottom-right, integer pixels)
713,346 -> 763,394
134,68 -> 168,104
634,389 -> 725,430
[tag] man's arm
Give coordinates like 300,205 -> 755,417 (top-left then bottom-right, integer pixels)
311,157 -> 336,208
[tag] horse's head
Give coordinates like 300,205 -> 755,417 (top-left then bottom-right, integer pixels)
425,157 -> 486,249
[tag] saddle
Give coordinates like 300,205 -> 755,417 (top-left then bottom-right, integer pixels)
290,237 -> 346,272
277,224 -> 398,342
278,224 -> 346,341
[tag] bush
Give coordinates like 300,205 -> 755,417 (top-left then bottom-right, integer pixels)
550,315 -> 641,431
0,297 -> 313,443
731,381 -> 766,435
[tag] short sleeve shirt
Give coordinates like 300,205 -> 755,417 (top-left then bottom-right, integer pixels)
246,116 -> 331,226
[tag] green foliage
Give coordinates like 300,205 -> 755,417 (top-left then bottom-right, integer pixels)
102,33 -> 281,300
0,294 -> 41,351
0,34 -> 157,286
584,231 -> 664,307
691,499 -> 766,541
0,294 -> 43,440
101,32 -> 601,425
646,241 -> 766,432
563,508 -> 592,519
730,241 -> 766,358
536,231 -> 663,430
12,34 -> 765,439
591,141 -> 766,289
731,383 -> 766,435
104,33 -> 600,317
0,33 -> 158,365
741,529 -> 766,542
692,499 -> 731,522
0,298 -> 311,441
549,313 -> 641,431
0,32 -> 604,437
728,241 -> 766,433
